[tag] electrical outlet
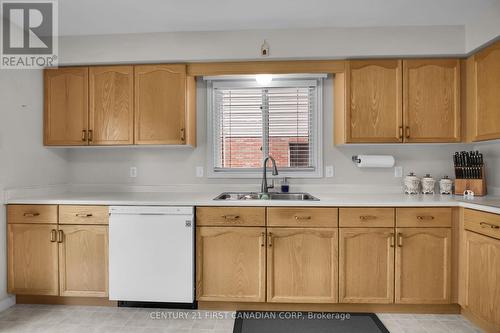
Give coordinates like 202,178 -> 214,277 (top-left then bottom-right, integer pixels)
196,166 -> 204,178
261,40 -> 270,57
129,166 -> 137,178
325,165 -> 334,178
394,166 -> 403,178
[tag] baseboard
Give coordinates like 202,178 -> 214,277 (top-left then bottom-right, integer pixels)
198,301 -> 460,314
0,295 -> 16,312
461,307 -> 499,333
16,295 -> 117,307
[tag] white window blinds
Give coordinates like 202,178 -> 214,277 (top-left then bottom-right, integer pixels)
208,76 -> 323,176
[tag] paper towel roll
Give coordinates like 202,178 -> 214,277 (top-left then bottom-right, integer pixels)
353,155 -> 395,168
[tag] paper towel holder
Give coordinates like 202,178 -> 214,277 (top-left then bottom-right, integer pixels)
351,155 -> 395,168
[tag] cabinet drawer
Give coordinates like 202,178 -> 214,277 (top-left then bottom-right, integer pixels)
339,208 -> 394,227
7,205 -> 58,224
464,209 -> 500,240
396,208 -> 452,227
59,206 -> 109,225
267,207 -> 338,227
196,207 -> 265,227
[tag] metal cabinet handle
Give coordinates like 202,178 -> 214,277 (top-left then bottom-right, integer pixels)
50,229 -> 57,243
398,126 -> 403,140
268,232 -> 273,247
88,130 -> 93,143
390,233 -> 395,248
82,129 -> 87,142
294,215 -> 312,221
76,213 -> 93,217
405,126 -> 410,139
57,230 -> 64,243
359,215 -> 377,221
23,212 -> 40,217
180,128 -> 185,141
417,215 -> 435,221
397,233 -> 403,247
222,215 -> 239,222
260,232 -> 265,247
480,222 -> 500,230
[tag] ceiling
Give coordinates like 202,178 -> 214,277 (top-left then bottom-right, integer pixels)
59,0 -> 496,36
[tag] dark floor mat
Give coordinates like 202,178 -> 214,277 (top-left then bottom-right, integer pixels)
233,311 -> 389,333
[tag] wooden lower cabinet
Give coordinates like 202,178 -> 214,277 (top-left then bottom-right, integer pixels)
339,228 -> 395,303
7,205 -> 109,298
267,228 -> 338,303
395,228 -> 451,304
196,227 -> 266,302
463,231 -> 500,330
8,224 -> 59,295
59,225 -> 109,297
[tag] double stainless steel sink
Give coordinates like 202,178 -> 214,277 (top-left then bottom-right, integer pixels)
214,192 -> 320,201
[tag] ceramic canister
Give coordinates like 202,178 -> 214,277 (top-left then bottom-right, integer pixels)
404,172 -> 421,194
439,176 -> 453,195
421,174 -> 436,194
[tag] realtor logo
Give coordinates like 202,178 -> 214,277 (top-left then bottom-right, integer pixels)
1,0 -> 58,69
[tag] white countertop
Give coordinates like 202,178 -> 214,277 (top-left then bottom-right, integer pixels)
6,191 -> 500,214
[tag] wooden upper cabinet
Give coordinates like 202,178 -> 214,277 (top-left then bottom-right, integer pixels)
471,41 -> 500,141
267,228 -> 338,303
339,228 -> 395,303
8,224 -> 59,296
395,228 -> 451,304
134,64 -> 187,145
403,59 -> 460,142
346,60 -> 403,143
89,66 -> 134,145
44,67 -> 89,146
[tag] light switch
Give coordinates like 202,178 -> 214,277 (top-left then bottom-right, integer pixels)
325,165 -> 334,178
394,166 -> 403,178
129,167 -> 137,178
196,166 -> 204,178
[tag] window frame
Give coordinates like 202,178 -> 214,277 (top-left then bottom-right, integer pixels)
205,74 -> 324,179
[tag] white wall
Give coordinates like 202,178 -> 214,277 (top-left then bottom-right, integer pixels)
59,25 -> 466,65
67,78 -> 469,190
0,70 -> 69,303
465,0 -> 500,52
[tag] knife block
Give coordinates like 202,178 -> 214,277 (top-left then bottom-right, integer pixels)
454,166 -> 487,196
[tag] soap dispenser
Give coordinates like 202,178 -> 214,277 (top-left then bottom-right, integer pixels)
281,177 -> 290,193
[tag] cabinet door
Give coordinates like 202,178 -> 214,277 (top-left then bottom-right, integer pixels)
346,60 -> 403,143
395,228 -> 451,304
196,227 -> 266,302
89,66 -> 134,145
473,42 -> 500,141
403,59 -> 460,143
339,228 -> 395,303
44,67 -> 89,145
7,224 -> 59,295
463,231 -> 500,329
59,225 -> 108,297
267,228 -> 338,303
135,64 -> 187,144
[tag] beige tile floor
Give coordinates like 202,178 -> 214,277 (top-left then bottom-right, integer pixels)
0,304 -> 484,333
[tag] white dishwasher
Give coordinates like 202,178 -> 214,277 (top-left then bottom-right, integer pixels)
109,206 -> 194,306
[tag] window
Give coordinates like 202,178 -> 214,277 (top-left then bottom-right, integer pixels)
289,142 -> 310,168
206,75 -> 324,177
